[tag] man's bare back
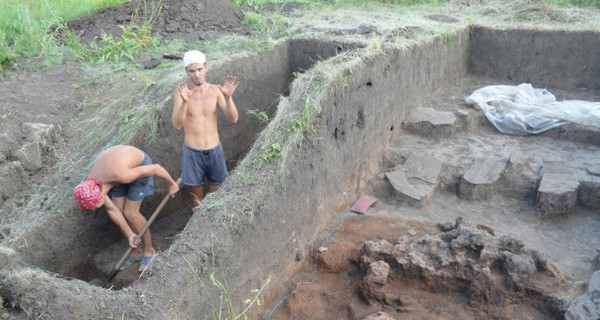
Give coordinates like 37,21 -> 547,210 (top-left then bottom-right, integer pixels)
88,145 -> 146,190
74,145 -> 179,267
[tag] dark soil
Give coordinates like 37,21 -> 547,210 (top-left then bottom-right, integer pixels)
67,0 -> 246,44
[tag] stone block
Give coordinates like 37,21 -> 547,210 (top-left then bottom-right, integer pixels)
536,173 -> 579,216
403,107 -> 457,138
402,153 -> 443,184
578,179 -> 600,210
385,170 -> 434,207
459,157 -> 507,200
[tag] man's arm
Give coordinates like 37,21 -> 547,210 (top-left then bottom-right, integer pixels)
103,196 -> 140,248
172,82 -> 190,130
218,76 -> 239,123
114,164 -> 180,196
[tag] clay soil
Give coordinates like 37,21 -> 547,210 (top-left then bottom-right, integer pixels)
1,0 -> 599,319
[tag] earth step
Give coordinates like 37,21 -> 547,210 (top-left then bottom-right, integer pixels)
536,173 -> 579,216
402,107 -> 457,138
454,108 -> 488,133
579,168 -> 600,210
459,156 -> 508,200
384,154 -> 442,207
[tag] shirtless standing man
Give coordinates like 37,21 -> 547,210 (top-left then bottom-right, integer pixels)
73,145 -> 180,271
171,50 -> 239,206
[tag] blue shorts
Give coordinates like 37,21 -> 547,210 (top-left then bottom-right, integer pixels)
182,143 -> 229,186
108,152 -> 155,201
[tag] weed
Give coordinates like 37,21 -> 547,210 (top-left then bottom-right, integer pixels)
242,11 -> 269,31
247,109 -> 271,123
89,24 -> 157,63
182,255 -> 206,292
209,272 -> 272,320
441,30 -> 454,43
241,175 -> 255,186
259,142 -> 283,163
0,0 -> 130,70
209,35 -> 273,56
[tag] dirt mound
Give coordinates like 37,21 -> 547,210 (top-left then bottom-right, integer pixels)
67,0 -> 245,43
274,216 -> 572,320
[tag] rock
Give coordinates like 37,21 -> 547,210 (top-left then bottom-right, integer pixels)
536,173 -> 579,216
163,52 -> 183,60
16,123 -> 57,172
357,23 -> 377,35
403,107 -> 457,138
459,157 -> 507,200
565,270 -> 600,320
578,178 -> 600,210
361,260 -> 391,303
141,58 -> 161,69
363,311 -> 396,320
317,242 -> 356,273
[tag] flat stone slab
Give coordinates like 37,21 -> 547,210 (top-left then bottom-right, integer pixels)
459,157 -> 507,200
403,107 -> 457,138
536,173 -> 580,216
385,170 -> 434,207
402,153 -> 443,184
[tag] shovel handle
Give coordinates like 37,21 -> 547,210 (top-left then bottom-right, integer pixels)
106,177 -> 182,284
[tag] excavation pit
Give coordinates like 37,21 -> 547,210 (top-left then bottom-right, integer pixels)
1,24 -> 599,319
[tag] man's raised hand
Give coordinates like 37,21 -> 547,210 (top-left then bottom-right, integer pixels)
219,75 -> 239,98
178,81 -> 192,102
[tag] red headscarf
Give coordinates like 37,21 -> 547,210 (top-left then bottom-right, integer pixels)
74,180 -> 103,211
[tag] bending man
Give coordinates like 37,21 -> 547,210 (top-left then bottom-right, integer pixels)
73,145 -> 179,271
172,50 -> 239,207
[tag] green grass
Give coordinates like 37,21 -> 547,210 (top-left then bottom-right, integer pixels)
0,0 -> 129,70
209,272 -> 272,320
2,0 -> 599,71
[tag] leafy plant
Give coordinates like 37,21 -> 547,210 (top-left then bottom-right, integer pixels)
258,142 -> 282,162
209,272 -> 272,320
247,108 -> 271,123
241,11 -> 269,31
0,0 -> 131,71
89,24 -> 157,63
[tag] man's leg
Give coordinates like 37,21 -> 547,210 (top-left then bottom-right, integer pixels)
112,197 -> 142,257
121,199 -> 155,257
190,185 -> 206,207
207,184 -> 220,194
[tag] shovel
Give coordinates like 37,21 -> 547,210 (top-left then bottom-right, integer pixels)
104,177 -> 182,287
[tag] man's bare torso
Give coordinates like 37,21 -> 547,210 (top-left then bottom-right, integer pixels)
182,82 -> 222,149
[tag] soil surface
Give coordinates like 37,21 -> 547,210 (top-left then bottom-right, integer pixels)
67,0 -> 246,43
1,0 -> 600,319
264,75 -> 600,319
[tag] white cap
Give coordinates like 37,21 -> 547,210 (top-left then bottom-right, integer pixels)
183,50 -> 206,68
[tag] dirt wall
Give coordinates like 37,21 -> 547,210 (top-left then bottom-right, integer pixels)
469,26 -> 600,92
136,28 -> 471,319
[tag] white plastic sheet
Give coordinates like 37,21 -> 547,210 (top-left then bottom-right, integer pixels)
465,83 -> 600,135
